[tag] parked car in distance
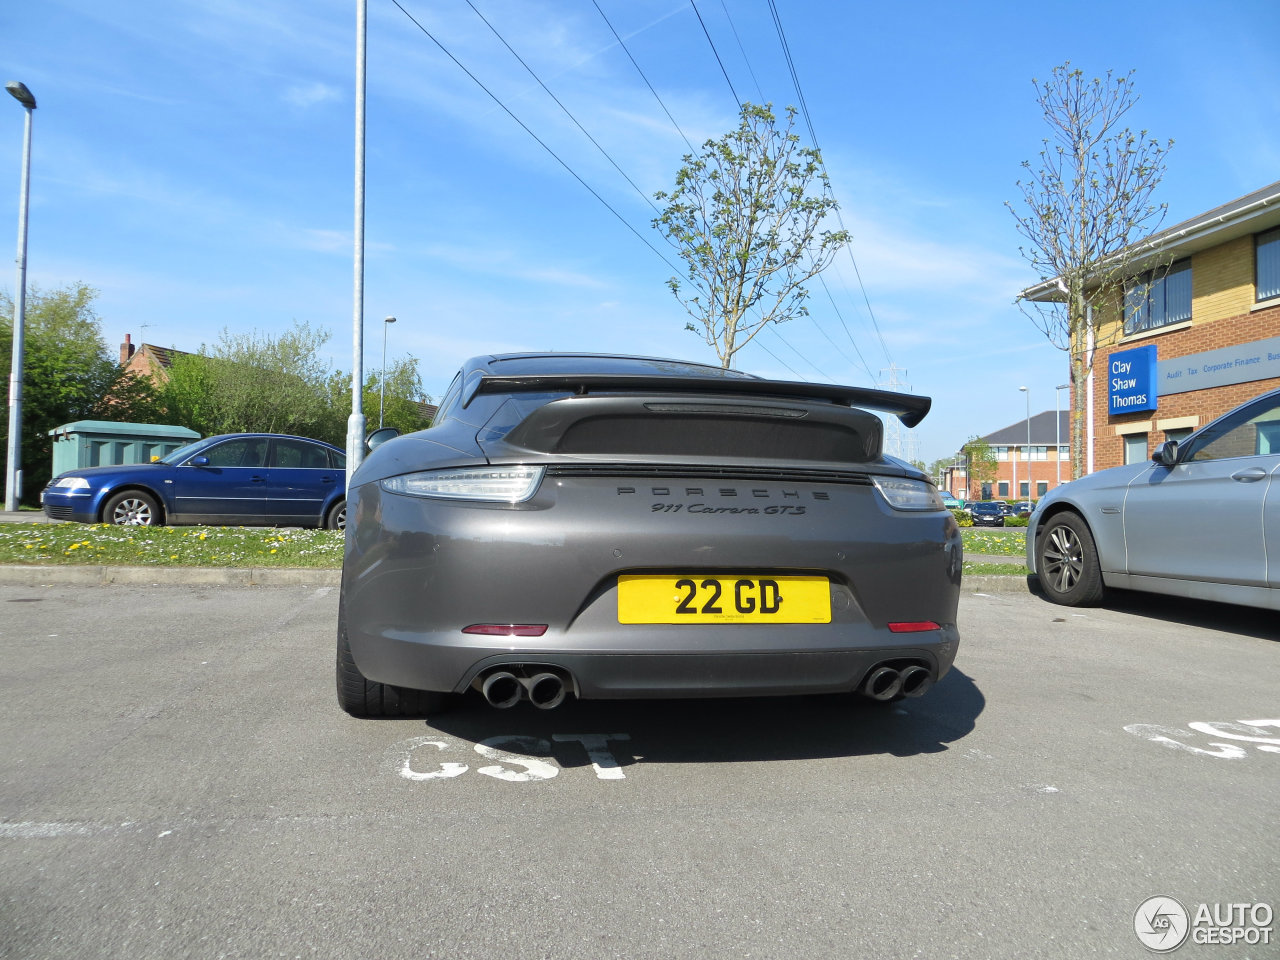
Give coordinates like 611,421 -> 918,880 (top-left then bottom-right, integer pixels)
41,433 -> 348,529
969,501 -> 1006,527
1010,500 -> 1036,518
1028,386 -> 1280,611
338,352 -> 962,717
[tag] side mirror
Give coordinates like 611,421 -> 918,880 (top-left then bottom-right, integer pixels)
366,427 -> 400,453
189,455 -> 210,467
1151,440 -> 1178,467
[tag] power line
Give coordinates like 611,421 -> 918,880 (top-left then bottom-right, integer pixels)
767,323 -> 832,380
387,0 -> 681,273
752,335 -> 805,380
766,0 -> 893,368
464,0 -> 658,213
718,0 -> 765,105
685,1 -> 868,385
591,0 -> 696,154
690,0 -> 740,107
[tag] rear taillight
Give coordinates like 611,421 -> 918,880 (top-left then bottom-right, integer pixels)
381,465 -> 545,502
462,624 -> 548,637
887,621 -> 941,633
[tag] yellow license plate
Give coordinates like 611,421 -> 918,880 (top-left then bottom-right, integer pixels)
617,574 -> 831,624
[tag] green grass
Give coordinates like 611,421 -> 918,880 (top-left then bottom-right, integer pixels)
0,523 -> 343,567
0,521 -> 1027,572
963,561 -> 1029,576
961,527 -> 1025,557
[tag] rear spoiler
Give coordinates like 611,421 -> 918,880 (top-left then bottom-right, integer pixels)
464,373 -> 931,427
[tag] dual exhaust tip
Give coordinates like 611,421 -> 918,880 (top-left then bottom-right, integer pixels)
861,664 -> 932,701
479,670 -> 568,710
480,663 -> 931,708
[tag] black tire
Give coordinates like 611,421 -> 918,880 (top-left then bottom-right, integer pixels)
326,500 -> 346,532
1036,512 -> 1104,606
103,489 -> 161,526
336,597 -> 448,717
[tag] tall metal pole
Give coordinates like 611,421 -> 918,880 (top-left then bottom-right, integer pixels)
379,315 -> 396,428
1018,386 -> 1029,501
1055,383 -> 1070,487
346,0 -> 367,491
5,82 -> 35,512
1026,388 -> 1032,498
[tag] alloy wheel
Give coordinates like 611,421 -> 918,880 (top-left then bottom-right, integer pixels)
1041,524 -> 1083,594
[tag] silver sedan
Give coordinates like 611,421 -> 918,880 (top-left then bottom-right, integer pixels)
1027,387 -> 1280,610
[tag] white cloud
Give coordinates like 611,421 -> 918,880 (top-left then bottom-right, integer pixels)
283,82 -> 342,109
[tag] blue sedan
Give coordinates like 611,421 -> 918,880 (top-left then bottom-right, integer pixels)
40,433 -> 348,529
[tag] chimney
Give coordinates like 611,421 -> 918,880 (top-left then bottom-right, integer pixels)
120,333 -> 135,365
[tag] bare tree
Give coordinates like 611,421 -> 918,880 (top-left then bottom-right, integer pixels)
1008,63 -> 1171,479
653,103 -> 848,369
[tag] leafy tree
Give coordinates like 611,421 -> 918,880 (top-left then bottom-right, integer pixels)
653,102 -> 849,369
962,436 -> 998,497
1008,62 -> 1171,479
0,283 -> 160,503
324,355 -> 433,440
158,321 -> 340,442
927,457 -> 954,485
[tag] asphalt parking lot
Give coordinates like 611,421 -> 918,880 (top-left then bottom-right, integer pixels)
0,580 -> 1275,960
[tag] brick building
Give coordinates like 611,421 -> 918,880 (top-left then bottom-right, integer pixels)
1019,182 -> 1280,473
118,334 -> 192,384
941,410 -> 1071,502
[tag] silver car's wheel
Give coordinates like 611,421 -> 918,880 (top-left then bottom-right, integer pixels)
1036,512 -> 1103,606
104,490 -> 160,526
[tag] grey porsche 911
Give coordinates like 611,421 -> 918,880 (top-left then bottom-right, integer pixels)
337,353 -> 961,717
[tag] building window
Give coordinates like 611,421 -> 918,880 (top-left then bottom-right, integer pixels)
1163,427 -> 1193,447
1124,260 -> 1191,335
1019,481 -> 1029,498
1036,481 -> 1048,497
1031,445 -> 1048,461
1123,433 -> 1148,465
994,446 -> 1008,461
997,481 -> 1009,498
1258,227 -> 1280,302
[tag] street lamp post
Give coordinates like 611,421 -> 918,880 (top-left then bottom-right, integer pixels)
1055,383 -> 1070,486
1019,386 -> 1030,501
379,315 -> 396,428
346,0 -> 368,492
5,81 -> 36,513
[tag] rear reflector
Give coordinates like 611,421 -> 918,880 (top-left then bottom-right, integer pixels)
887,621 -> 941,633
462,624 -> 548,637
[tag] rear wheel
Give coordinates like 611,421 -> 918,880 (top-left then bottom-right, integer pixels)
1036,512 -> 1104,606
326,500 -> 346,531
336,597 -> 448,717
103,490 -> 160,526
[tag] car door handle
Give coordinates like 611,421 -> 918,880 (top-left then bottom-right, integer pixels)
1230,467 -> 1267,482
250,475 -> 267,483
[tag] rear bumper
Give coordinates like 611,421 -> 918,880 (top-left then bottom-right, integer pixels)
351,620 -> 959,699
343,472 -> 962,699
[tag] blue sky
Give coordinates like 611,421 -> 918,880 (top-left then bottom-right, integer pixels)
4,0 -> 1279,464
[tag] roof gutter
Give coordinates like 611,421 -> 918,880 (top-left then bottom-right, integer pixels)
1018,185 -> 1280,303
